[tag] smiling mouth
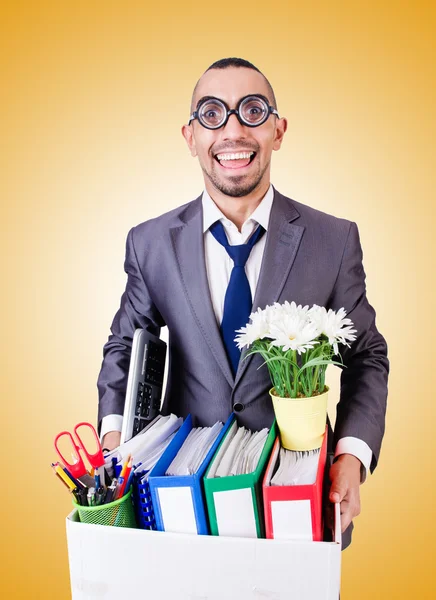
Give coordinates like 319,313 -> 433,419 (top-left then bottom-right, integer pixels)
214,151 -> 256,170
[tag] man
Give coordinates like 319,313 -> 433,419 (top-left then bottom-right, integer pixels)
97,58 -> 389,547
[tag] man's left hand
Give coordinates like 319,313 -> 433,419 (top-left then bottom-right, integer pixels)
328,453 -> 362,533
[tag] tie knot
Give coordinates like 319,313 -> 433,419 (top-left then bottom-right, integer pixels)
209,220 -> 266,268
226,244 -> 252,267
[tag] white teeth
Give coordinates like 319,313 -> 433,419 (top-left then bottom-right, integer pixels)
216,151 -> 254,161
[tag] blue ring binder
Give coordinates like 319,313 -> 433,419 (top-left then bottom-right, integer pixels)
132,470 -> 157,530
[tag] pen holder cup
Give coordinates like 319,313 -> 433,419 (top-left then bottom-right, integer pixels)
73,488 -> 137,528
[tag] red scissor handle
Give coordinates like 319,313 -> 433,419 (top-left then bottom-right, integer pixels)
54,430 -> 87,479
74,422 -> 105,470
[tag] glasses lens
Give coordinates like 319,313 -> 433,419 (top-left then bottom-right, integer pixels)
198,99 -> 226,128
240,96 -> 268,125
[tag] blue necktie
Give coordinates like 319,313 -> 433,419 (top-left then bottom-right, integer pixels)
209,220 -> 266,376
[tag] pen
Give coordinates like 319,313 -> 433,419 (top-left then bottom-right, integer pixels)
103,466 -> 111,487
71,487 -> 82,504
87,487 -> 96,507
104,479 -> 118,504
95,487 -> 105,506
79,487 -> 89,507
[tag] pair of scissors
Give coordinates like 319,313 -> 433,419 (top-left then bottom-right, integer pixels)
54,422 -> 105,481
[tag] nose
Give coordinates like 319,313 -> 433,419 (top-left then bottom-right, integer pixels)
221,112 -> 247,139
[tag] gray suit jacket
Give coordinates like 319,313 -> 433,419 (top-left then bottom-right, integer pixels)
97,187 -> 389,544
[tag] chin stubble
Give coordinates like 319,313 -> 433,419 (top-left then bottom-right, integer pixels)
202,159 -> 270,198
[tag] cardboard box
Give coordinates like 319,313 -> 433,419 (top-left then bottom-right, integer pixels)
66,503 -> 341,599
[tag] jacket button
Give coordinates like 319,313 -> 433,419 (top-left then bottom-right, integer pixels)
233,402 -> 244,412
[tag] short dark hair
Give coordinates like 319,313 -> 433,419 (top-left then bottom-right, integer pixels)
190,57 -> 277,114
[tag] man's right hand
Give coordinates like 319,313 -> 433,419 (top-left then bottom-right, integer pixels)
102,430 -> 121,451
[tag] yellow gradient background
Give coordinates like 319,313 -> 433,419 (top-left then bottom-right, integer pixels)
2,1 -> 435,598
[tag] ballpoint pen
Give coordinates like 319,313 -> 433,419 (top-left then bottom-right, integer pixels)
87,487 -> 96,507
103,479 -> 118,504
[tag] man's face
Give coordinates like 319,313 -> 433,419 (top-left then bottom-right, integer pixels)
182,67 -> 287,198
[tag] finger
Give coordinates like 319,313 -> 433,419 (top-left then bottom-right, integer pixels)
339,497 -> 361,533
329,472 -> 348,503
340,502 -> 353,533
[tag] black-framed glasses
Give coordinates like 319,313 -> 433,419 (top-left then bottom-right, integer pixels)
188,94 -> 280,130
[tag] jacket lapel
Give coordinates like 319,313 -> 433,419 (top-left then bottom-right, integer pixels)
235,188 -> 305,386
170,196 -> 234,387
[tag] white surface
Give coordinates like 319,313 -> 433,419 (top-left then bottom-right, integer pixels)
271,499 -> 313,540
214,487 -> 257,538
157,486 -> 197,534
67,511 -> 341,600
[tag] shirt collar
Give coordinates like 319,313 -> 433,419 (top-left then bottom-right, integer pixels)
202,184 -> 274,233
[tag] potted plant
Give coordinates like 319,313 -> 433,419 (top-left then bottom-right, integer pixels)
235,301 -> 357,451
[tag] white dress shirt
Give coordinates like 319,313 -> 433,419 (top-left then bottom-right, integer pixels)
101,184 -> 372,481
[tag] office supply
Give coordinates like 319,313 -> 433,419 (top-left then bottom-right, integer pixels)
165,422 -> 223,476
54,422 -> 105,483
94,472 -> 101,489
148,414 -> 233,535
121,329 -> 167,443
71,487 -> 82,505
204,418 -> 276,539
270,446 -> 320,486
212,426 -> 269,477
53,467 -> 72,490
117,456 -> 133,498
103,480 -> 117,505
78,488 -> 88,506
262,427 -> 328,541
131,431 -> 178,530
105,414 -> 182,469
62,465 -> 83,489
72,488 -> 137,528
52,462 -> 77,490
87,487 -> 96,507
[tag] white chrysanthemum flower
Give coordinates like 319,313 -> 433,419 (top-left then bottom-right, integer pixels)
308,305 -> 357,354
281,300 -> 311,317
268,313 -> 321,354
234,307 -> 273,349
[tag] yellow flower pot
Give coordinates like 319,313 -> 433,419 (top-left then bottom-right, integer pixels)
269,386 -> 329,451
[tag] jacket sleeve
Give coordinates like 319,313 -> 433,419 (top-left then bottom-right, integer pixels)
328,221 -> 389,473
96,227 -> 165,431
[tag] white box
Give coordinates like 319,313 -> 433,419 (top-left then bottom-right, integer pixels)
66,505 -> 341,599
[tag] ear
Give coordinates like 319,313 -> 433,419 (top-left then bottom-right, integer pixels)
181,124 -> 197,157
272,117 -> 287,151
